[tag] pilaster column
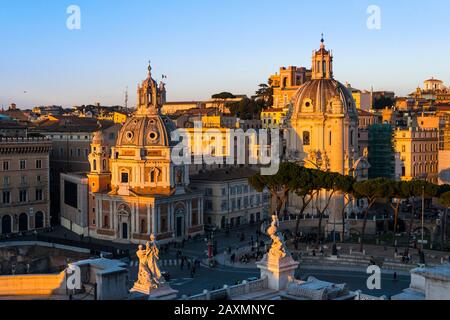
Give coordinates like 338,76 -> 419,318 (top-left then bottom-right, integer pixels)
135,203 -> 139,233
147,204 -> 151,235
170,203 -> 175,232
131,202 -> 135,234
188,200 -> 192,228
200,198 -> 204,225
152,205 -> 157,235
97,198 -> 101,229
109,200 -> 113,229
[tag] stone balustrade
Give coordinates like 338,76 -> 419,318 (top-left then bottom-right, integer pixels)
186,277 -> 268,300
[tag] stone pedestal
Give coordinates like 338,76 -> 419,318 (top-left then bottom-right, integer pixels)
256,255 -> 299,291
130,282 -> 178,300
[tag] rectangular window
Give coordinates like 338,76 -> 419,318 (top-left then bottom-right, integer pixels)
121,172 -> 129,183
3,161 -> 9,171
2,191 -> 11,204
19,190 -> 27,203
303,131 -> 311,146
221,201 -> 228,211
36,189 -> 43,201
3,176 -> 10,186
19,160 -> 26,170
36,159 -> 42,169
205,200 -> 213,212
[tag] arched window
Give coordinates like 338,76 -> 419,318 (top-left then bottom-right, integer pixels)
102,159 -> 107,171
329,131 -> 332,146
150,169 -> 156,183
93,159 -> 97,171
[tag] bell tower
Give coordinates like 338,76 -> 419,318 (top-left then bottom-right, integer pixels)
87,131 -> 111,193
311,35 -> 333,80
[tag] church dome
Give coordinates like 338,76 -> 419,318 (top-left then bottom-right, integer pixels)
116,62 -> 175,148
116,114 -> 176,147
290,37 -> 358,122
291,79 -> 358,121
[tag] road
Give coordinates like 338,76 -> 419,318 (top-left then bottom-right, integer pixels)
127,257 -> 410,298
123,224 -> 411,298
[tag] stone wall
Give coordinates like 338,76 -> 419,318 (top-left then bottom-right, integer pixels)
0,272 -> 66,296
0,242 -> 90,275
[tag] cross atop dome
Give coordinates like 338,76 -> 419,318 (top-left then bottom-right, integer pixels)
148,60 -> 152,77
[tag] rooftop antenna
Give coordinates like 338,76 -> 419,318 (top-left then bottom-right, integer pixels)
124,86 -> 129,112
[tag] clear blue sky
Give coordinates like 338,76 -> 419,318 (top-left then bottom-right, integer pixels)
1,0 -> 450,108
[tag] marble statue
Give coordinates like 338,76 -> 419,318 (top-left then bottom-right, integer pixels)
267,214 -> 288,259
134,234 -> 164,290
257,214 -> 300,291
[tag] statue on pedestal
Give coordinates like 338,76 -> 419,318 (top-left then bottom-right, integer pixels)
132,234 -> 166,294
256,214 -> 299,291
267,214 -> 288,260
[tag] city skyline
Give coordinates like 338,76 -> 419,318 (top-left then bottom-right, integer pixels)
1,0 -> 450,108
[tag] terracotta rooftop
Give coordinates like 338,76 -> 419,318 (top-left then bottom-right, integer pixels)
31,116 -> 115,133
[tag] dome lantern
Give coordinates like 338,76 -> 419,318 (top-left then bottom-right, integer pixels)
311,35 -> 333,80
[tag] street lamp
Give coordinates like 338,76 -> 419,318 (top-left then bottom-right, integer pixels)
422,185 -> 425,250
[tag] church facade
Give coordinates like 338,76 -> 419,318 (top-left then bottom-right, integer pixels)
87,65 -> 204,244
286,38 -> 369,235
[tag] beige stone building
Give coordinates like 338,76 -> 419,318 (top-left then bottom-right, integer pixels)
260,108 -> 288,129
270,66 -> 311,109
394,127 -> 439,183
190,168 -> 270,229
0,136 -> 52,235
345,83 -> 373,111
357,109 -> 380,157
286,38 -> 368,237
80,64 -> 204,243
31,118 -> 120,225
287,38 -> 360,176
